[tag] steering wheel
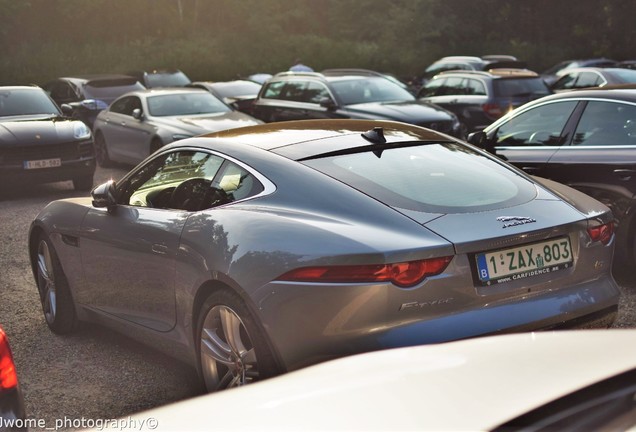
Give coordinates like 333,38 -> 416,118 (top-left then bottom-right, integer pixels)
170,178 -> 211,211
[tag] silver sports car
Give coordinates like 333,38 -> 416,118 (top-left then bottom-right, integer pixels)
29,119 -> 620,392
92,88 -> 262,167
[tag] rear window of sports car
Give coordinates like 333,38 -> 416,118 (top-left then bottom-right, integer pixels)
301,142 -> 537,213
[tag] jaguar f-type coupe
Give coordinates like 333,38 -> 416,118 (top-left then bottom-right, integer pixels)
29,119 -> 620,392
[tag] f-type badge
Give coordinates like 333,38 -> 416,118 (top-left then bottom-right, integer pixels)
497,216 -> 537,228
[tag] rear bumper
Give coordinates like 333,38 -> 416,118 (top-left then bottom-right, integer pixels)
258,274 -> 620,371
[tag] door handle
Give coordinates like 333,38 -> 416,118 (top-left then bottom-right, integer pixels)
521,166 -> 540,174
151,244 -> 168,255
614,169 -> 636,180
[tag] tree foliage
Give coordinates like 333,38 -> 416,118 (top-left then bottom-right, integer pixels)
1,0 -> 634,85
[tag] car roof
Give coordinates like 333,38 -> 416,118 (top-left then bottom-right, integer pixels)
0,85 -> 44,91
123,87 -> 209,97
435,68 -> 539,80
192,119 -> 453,160
541,87 -> 636,101
272,69 -> 394,83
55,74 -> 140,85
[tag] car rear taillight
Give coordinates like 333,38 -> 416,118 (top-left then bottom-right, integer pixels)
482,103 -> 504,119
277,257 -> 453,288
0,327 -> 18,391
588,221 -> 614,245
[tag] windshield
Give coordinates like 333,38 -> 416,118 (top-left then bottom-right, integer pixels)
302,142 -> 536,213
84,80 -> 146,102
330,77 -> 415,105
0,88 -> 61,117
147,92 -> 231,117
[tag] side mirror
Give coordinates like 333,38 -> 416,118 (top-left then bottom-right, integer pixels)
59,104 -> 74,116
132,108 -> 144,120
468,130 -> 500,157
91,180 -> 117,209
319,97 -> 337,110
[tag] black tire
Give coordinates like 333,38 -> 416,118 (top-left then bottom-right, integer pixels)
35,233 -> 77,334
150,138 -> 163,156
94,132 -> 112,167
72,174 -> 94,192
196,289 -> 280,392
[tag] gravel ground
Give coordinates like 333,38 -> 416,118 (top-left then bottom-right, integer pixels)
0,165 -> 634,431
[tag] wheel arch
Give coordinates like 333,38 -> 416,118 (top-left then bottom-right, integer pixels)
190,278 -> 287,374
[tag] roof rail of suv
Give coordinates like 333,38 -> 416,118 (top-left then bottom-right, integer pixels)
321,69 -> 387,78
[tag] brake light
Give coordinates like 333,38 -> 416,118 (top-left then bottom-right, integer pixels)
277,257 -> 453,287
0,327 -> 18,391
482,103 -> 504,119
587,221 -> 614,245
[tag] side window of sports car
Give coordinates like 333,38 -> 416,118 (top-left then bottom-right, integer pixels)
120,151 -> 263,211
494,101 -> 577,147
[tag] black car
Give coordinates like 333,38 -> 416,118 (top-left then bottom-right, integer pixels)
42,74 -> 145,128
0,326 -> 25,431
418,69 -> 551,132
187,80 -> 263,115
0,86 -> 95,191
550,68 -> 636,92
251,69 -> 464,138
467,88 -> 636,268
127,69 -> 191,88
419,55 -> 527,85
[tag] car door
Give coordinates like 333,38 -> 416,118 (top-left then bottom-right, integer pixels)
78,150 -> 226,332
100,95 -> 152,164
489,100 -> 580,177
545,100 -> 636,219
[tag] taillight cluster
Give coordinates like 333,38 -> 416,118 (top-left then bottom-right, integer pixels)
587,221 -> 614,245
0,327 -> 18,391
482,103 -> 504,120
277,256 -> 453,288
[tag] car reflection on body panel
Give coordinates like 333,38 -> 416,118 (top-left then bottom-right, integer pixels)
94,330 -> 636,431
29,119 -> 619,394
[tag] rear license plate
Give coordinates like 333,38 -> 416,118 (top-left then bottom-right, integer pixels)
476,237 -> 572,285
23,158 -> 62,169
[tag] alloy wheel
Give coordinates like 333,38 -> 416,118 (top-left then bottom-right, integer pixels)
37,240 -> 57,324
199,305 -> 259,390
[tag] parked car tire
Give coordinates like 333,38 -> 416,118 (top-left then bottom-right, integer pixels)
72,174 -> 94,192
35,233 -> 77,334
94,132 -> 112,167
197,289 -> 280,392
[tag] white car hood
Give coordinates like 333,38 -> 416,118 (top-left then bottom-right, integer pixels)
96,330 -> 636,431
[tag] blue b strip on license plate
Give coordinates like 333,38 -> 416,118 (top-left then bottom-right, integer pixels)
476,236 -> 573,286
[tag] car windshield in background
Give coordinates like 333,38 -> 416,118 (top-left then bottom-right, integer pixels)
330,77 -> 416,105
146,71 -> 191,88
0,88 -> 60,117
147,93 -> 231,117
211,82 -> 262,99
494,78 -> 552,98
302,142 -> 536,213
